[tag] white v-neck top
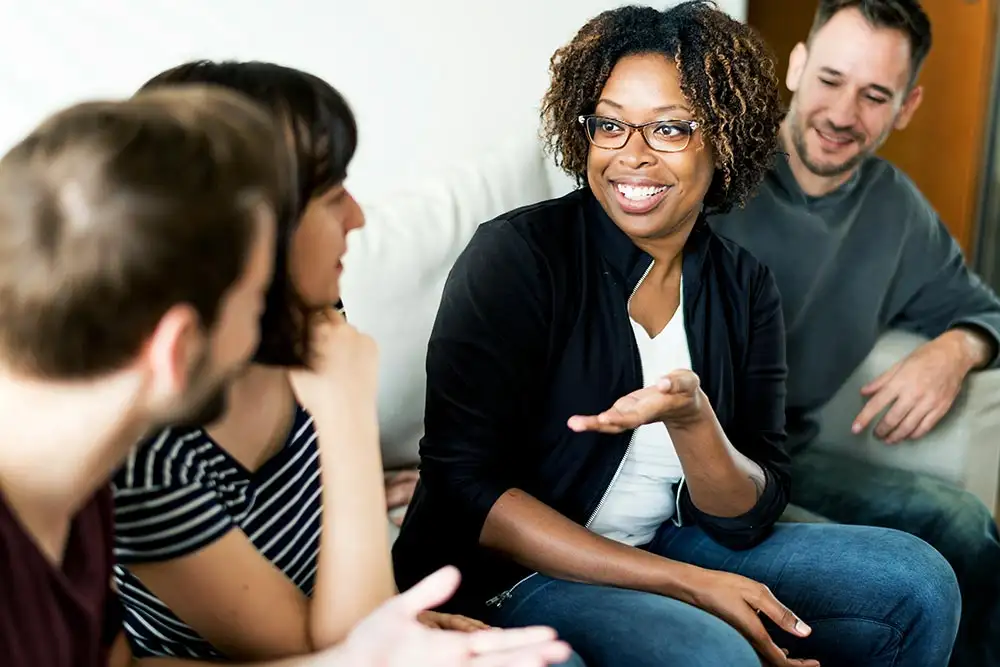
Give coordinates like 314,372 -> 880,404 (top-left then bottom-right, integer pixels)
589,274 -> 690,546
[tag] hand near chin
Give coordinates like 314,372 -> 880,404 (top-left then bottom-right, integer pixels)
288,307 -> 379,419
567,369 -> 703,434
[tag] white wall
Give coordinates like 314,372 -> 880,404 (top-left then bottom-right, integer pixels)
0,0 -> 745,201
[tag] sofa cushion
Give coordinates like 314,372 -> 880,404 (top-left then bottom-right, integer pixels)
340,135 -> 557,468
812,329 -> 1000,511
812,330 -> 968,484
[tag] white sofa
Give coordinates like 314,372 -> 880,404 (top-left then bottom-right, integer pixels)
340,135 -> 1000,525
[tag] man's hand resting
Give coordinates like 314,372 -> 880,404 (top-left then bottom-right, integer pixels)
852,329 -> 991,444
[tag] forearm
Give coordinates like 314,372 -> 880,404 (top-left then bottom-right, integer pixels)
667,395 -> 765,518
480,488 -> 701,602
310,407 -> 396,648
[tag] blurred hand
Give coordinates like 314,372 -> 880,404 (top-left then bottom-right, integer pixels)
335,566 -> 571,667
418,610 -> 490,632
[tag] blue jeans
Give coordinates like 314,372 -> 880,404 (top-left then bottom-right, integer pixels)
488,522 -> 960,667
790,448 -> 1000,667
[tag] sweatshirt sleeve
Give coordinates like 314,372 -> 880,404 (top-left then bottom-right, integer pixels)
889,197 -> 1000,368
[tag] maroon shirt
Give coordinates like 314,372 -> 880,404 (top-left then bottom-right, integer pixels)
0,485 -> 117,667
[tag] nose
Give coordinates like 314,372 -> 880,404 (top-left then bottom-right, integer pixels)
616,127 -> 655,169
345,191 -> 365,231
826,90 -> 859,130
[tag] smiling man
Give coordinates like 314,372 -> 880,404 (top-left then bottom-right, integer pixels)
710,1 -> 1000,665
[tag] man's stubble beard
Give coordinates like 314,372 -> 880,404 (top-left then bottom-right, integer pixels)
159,349 -> 233,429
177,387 -> 228,427
790,113 -> 870,179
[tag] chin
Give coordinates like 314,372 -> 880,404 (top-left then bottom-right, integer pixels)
165,386 -> 229,429
802,135 -> 865,177
803,151 -> 857,178
615,214 -> 673,238
191,392 -> 228,426
611,200 -> 695,241
303,286 -> 341,311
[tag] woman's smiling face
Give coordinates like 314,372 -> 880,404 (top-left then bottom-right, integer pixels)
586,52 -> 715,241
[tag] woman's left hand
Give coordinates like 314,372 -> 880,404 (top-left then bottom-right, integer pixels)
567,369 -> 703,433
416,610 -> 491,632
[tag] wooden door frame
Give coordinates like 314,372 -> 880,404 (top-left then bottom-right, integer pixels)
974,0 -> 1000,286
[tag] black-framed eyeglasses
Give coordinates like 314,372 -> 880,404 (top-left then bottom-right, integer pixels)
578,114 -> 700,153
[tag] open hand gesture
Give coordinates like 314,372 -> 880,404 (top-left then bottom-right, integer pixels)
567,369 -> 703,434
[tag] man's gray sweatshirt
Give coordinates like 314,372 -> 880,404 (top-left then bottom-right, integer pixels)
710,154 -> 1000,449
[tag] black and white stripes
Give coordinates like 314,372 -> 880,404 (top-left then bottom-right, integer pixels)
112,406 -> 322,659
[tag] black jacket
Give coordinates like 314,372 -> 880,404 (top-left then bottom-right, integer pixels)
393,189 -> 791,615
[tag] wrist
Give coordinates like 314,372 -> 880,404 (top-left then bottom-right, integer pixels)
312,401 -> 379,433
653,560 -> 708,604
943,327 -> 993,373
663,391 -> 713,432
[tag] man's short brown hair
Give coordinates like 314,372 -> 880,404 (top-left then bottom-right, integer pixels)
810,0 -> 932,87
0,86 -> 291,379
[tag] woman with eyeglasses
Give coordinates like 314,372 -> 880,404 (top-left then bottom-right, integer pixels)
392,3 -> 961,667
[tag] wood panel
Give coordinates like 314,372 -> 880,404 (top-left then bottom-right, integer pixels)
747,0 -> 998,255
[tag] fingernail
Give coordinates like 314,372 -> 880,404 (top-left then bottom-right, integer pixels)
851,423 -> 861,434
795,620 -> 811,635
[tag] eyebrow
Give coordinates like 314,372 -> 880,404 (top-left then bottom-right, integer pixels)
818,67 -> 895,98
596,98 -> 692,115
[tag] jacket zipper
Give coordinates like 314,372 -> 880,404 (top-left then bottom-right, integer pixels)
486,261 -> 657,609
672,477 -> 686,527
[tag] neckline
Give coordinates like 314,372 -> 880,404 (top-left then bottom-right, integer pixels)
773,150 -> 864,208
628,266 -> 683,341
0,484 -> 98,582
201,403 -> 306,481
630,306 -> 683,343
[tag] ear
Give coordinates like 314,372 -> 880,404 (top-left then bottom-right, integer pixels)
894,85 -> 923,130
142,304 -> 203,405
786,43 -> 809,94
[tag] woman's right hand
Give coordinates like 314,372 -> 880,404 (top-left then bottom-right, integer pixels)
683,568 -> 820,667
289,308 -> 380,421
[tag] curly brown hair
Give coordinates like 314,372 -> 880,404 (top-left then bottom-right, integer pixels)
541,1 -> 783,214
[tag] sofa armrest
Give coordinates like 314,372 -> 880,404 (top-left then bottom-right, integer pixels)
811,330 -> 1000,514
959,366 -> 1000,515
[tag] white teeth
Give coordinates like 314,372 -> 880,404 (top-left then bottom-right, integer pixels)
818,130 -> 851,145
616,183 -> 667,201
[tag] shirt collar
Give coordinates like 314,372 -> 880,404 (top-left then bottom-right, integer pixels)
583,187 -> 710,294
